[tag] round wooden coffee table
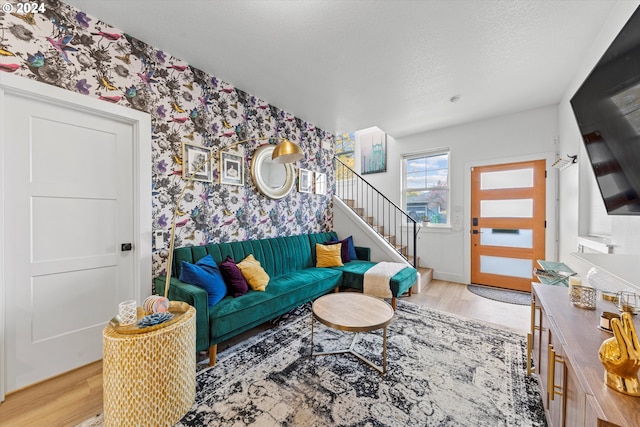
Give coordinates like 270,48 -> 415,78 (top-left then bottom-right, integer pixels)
311,292 -> 394,374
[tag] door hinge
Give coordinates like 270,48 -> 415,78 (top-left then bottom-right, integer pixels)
545,170 -> 547,178
545,220 -> 547,228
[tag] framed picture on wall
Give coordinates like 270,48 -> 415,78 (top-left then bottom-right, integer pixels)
361,130 -> 387,174
220,151 -> 243,186
315,172 -> 327,195
298,168 -> 313,193
335,132 -> 355,181
182,142 -> 212,182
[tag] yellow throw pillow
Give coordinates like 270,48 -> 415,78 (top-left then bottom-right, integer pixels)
316,243 -> 344,267
237,254 -> 270,291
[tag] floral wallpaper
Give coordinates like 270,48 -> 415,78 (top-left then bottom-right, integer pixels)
0,0 -> 335,279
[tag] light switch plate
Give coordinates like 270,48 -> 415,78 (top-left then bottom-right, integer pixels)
154,230 -> 164,248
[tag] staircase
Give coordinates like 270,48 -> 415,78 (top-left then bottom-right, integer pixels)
341,198 -> 421,265
334,157 -> 421,268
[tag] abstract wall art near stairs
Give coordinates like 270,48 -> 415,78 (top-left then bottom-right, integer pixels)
361,129 -> 387,174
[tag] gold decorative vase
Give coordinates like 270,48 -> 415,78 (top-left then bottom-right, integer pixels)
598,312 -> 640,396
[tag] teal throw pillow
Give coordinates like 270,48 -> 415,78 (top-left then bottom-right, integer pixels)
179,254 -> 227,307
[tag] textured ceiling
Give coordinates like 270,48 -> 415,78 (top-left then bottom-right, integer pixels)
65,0 -> 623,138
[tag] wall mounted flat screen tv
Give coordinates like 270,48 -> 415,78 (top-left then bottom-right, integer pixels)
570,6 -> 640,214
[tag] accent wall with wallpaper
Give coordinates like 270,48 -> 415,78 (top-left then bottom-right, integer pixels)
0,1 -> 335,279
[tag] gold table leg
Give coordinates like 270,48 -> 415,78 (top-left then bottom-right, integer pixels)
310,322 -> 388,374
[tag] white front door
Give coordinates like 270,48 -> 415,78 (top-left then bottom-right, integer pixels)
2,87 -> 142,393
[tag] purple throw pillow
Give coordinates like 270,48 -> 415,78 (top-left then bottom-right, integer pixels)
323,239 -> 351,263
219,255 -> 249,297
343,235 -> 358,261
325,235 -> 358,262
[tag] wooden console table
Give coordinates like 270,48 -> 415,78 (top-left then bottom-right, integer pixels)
529,283 -> 640,426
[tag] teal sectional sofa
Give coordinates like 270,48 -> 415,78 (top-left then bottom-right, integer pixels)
154,231 -> 416,365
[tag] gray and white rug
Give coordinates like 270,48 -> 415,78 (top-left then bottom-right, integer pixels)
79,300 -> 546,426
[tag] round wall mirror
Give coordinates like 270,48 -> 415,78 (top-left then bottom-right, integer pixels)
250,145 -> 296,199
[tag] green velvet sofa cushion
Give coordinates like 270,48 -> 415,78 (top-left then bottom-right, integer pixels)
208,267 -> 341,344
331,260 -> 417,298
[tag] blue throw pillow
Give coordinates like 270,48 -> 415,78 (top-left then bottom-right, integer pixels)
179,254 -> 227,307
329,235 -> 358,261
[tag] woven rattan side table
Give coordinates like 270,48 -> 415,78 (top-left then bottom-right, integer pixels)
103,304 -> 196,427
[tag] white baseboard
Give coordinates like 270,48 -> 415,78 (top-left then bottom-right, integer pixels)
433,271 -> 464,284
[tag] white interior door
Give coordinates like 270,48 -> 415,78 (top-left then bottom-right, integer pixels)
2,90 -> 137,393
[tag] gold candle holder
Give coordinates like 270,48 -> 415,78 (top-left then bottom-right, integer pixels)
569,285 -> 597,310
616,291 -> 640,314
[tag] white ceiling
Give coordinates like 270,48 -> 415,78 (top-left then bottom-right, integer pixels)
65,0 -> 622,138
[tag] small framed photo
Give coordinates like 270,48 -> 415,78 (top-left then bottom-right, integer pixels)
220,151 -> 244,186
315,172 -> 327,195
298,168 -> 313,193
182,142 -> 212,182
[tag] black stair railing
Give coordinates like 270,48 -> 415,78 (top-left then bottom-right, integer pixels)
334,157 -> 419,268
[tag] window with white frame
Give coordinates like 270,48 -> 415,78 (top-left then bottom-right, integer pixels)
402,149 -> 450,225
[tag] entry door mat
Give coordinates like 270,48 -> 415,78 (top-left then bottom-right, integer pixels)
468,284 -> 532,306
77,300 -> 546,426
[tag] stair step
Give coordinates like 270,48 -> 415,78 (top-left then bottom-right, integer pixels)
352,207 -> 365,215
401,267 -> 432,296
415,267 -> 433,292
343,199 -> 357,208
395,244 -> 408,256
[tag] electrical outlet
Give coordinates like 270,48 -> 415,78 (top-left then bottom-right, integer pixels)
154,230 -> 164,248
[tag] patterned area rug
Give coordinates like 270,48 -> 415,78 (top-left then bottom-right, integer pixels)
467,284 -> 532,306
77,301 -> 546,426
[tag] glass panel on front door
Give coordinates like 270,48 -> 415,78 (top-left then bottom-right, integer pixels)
480,255 -> 533,279
480,168 -> 534,189
479,228 -> 533,248
480,199 -> 533,218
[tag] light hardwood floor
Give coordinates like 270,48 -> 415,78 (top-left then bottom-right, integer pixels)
0,279 -> 530,427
